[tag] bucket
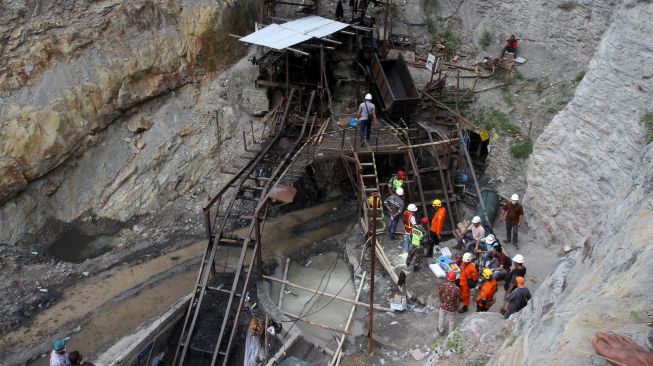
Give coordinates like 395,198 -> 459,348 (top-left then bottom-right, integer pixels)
349,117 -> 358,127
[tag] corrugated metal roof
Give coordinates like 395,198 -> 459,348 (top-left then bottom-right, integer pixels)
239,16 -> 348,50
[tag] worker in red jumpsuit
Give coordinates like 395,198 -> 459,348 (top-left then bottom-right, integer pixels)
458,252 -> 478,313
501,35 -> 519,59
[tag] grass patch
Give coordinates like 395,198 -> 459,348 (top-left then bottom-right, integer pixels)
575,70 -> 586,82
437,23 -> 461,52
510,138 -> 533,159
535,81 -> 547,95
501,85 -> 515,107
514,70 -> 524,81
424,14 -> 435,35
480,29 -> 493,50
558,0 -> 578,11
477,108 -> 519,135
642,112 -> 653,143
447,326 -> 465,355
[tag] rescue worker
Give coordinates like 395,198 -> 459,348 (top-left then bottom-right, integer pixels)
476,268 -> 497,312
500,193 -> 524,249
356,93 -> 377,145
461,216 -> 485,248
387,170 -> 406,195
50,339 -> 70,366
501,35 -> 519,58
335,0 -> 344,21
429,199 -> 446,257
437,271 -> 461,336
403,203 -> 418,253
406,217 -> 428,271
384,187 -> 405,240
504,254 -> 526,293
458,252 -> 478,313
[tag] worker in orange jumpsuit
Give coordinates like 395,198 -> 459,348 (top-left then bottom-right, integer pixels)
458,252 -> 478,313
428,199 -> 446,257
476,268 -> 497,312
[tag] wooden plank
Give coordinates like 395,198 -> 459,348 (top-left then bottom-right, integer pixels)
262,275 -> 395,312
278,258 -> 291,309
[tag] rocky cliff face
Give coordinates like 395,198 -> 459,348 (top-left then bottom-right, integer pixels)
0,0 -> 258,245
497,1 -> 653,364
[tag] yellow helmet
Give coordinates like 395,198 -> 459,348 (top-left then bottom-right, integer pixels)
482,268 -> 493,280
432,199 -> 442,208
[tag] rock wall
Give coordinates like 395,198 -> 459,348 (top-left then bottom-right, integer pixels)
0,0 -> 259,245
0,0 -> 255,207
493,1 -> 653,364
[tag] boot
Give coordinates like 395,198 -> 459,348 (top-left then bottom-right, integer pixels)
459,305 -> 468,313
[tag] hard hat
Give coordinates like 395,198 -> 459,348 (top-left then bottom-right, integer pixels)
53,339 -> 66,352
407,204 -> 417,212
447,271 -> 456,282
397,170 -> 406,179
512,254 -> 525,264
396,187 -> 404,196
432,199 -> 442,207
462,252 -> 472,263
420,217 -> 429,225
515,276 -> 525,288
482,268 -> 493,280
365,93 -> 373,100
486,234 -> 495,244
511,194 -> 519,201
472,216 -> 481,224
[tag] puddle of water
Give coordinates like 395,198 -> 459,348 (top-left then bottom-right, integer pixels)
278,252 -> 362,348
45,229 -> 117,263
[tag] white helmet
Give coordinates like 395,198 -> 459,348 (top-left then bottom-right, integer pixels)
365,93 -> 373,100
462,252 -> 472,263
486,234 -> 495,244
512,254 -> 525,264
472,216 -> 481,224
407,203 -> 417,212
396,187 -> 404,196
511,194 -> 519,201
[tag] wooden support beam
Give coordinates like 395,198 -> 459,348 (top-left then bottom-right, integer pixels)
280,310 -> 352,335
278,258 -> 291,309
400,138 -> 456,150
331,272 -> 366,366
262,275 -> 395,312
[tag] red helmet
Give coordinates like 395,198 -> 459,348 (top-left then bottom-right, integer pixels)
447,271 -> 456,282
420,217 -> 429,225
397,170 -> 406,179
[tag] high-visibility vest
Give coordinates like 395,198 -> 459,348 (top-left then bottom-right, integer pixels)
411,225 -> 426,246
403,211 -> 414,234
389,176 -> 404,191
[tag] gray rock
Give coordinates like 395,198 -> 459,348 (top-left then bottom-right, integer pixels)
127,116 -> 154,133
241,88 -> 269,116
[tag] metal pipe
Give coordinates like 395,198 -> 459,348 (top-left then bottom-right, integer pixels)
368,192 -> 379,355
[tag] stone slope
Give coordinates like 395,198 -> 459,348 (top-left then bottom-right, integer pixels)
493,1 -> 653,364
0,0 -> 255,206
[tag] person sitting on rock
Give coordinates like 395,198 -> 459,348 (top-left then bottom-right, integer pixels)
461,216 -> 485,249
476,268 -> 497,312
501,35 -> 519,58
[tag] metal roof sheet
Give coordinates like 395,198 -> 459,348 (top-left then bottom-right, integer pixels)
239,16 -> 348,50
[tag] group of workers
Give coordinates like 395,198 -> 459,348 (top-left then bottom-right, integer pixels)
49,339 -> 94,366
381,168 -> 532,334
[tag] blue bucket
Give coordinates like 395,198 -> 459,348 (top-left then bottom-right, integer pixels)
348,117 -> 358,127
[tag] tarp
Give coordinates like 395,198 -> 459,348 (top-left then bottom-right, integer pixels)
239,16 -> 348,50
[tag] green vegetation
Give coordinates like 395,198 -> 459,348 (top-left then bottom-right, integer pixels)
643,112 -> 653,143
547,99 -> 570,114
513,70 -> 525,81
447,326 -> 465,355
424,15 -> 436,35
501,84 -> 515,107
558,0 -> 578,11
535,81 -> 547,95
477,108 -> 519,135
575,70 -> 586,82
631,310 -> 642,321
510,138 -> 534,159
480,29 -> 493,50
437,23 -> 462,51
424,0 -> 438,11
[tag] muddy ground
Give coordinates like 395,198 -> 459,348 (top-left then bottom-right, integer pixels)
0,198 -> 356,365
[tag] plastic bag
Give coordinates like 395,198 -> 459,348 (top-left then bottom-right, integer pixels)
349,117 -> 358,127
